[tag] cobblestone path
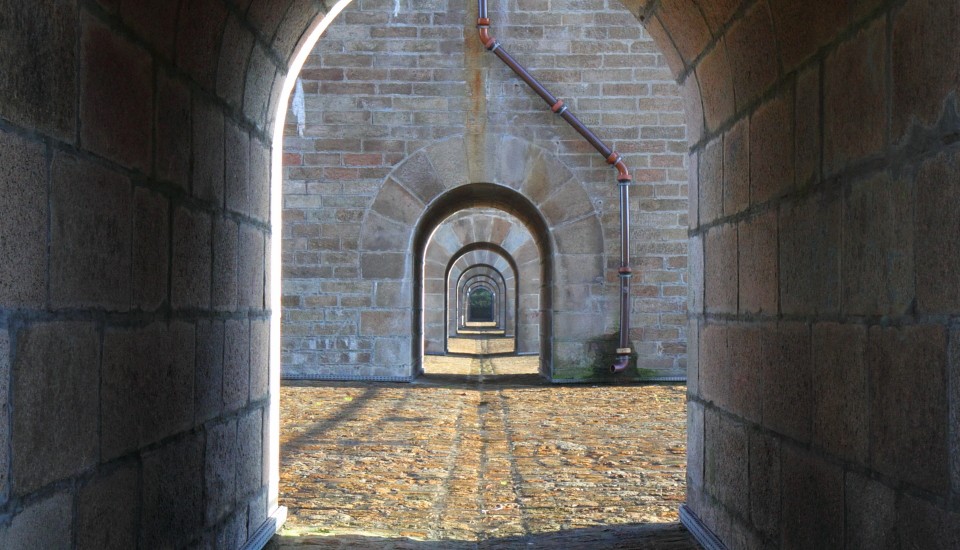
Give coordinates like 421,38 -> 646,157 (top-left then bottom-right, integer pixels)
270,355 -> 698,549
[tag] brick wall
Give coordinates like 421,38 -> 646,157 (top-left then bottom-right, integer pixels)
282,0 -> 688,380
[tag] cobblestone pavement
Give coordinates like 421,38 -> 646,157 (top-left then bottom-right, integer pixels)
269,355 -> 698,549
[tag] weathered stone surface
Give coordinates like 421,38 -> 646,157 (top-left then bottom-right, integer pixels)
738,210 -> 777,315
0,331 -> 8,501
868,325 -> 948,493
206,419 -> 238,526
238,408 -> 264,498
392,151 -> 445,204
0,492 -> 71,550
687,400 -> 704,490
225,120 -> 251,216
845,472 -> 896,550
142,434 -> 204,549
824,18 -> 887,175
916,151 -> 960,313
779,194 -> 840,315
749,92 -> 794,205
224,319 -> 251,412
218,15 -> 256,108
539,181 -> 594,227
371,178 -> 425,225
248,138 -> 272,224
794,66 -> 820,189
704,224 -> 737,314
361,310 -> 409,337
842,174 -> 913,316
552,218 -> 603,255
250,318 -> 270,402
361,252 -> 407,280
749,430 -> 780,540
101,322 -> 195,459
0,0 -> 77,141
172,206 -> 212,309
76,465 -> 139,550
176,0 -> 227,89
51,153 -> 132,310
891,0 -> 960,143
0,130 -> 47,308
238,225 -> 266,310
120,0 -> 178,59
704,410 -> 748,519
812,323 -> 868,464
897,493 -> 960,549
195,319 -> 225,423
80,13 -> 152,172
725,2 -> 778,111
696,41 -> 735,132
760,322 -> 812,442
192,97 -> 225,205
213,216 -> 239,310
726,325 -> 762,423
155,71 -> 191,190
698,137 -> 723,224
780,447 -> 843,550
243,43 -> 276,128
133,188 -> 169,310
12,322 -> 99,494
723,118 -> 749,217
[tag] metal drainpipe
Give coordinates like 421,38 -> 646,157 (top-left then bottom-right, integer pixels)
477,0 -> 633,373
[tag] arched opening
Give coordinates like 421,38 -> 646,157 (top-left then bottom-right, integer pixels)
412,182 -> 555,376
467,286 -> 495,323
273,0 -> 692,545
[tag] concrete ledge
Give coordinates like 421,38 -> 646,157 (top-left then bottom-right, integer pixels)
679,504 -> 726,550
242,505 -> 287,550
281,373 -> 415,383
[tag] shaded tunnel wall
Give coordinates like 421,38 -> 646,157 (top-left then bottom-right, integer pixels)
0,0 -> 323,546
625,0 -> 960,547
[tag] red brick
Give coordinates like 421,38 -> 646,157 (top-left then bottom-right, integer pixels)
81,13 -> 153,172
824,18 -> 887,176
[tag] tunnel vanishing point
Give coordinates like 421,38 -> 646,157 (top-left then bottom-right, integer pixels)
2,0 -> 960,548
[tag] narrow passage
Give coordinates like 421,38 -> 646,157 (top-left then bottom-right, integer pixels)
272,355 -> 698,549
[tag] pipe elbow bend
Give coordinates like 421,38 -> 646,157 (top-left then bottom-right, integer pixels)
610,356 -> 630,374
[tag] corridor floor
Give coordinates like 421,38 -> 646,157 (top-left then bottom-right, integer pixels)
269,355 -> 698,549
